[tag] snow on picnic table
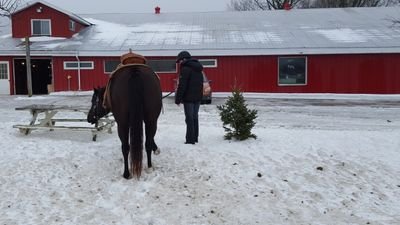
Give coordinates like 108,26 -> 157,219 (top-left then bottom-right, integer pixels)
0,92 -> 399,225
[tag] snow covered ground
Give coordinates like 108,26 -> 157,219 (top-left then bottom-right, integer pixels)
0,92 -> 399,225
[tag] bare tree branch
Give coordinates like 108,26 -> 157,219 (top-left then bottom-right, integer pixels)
229,0 -> 400,10
387,17 -> 400,27
0,0 -> 21,17
311,0 -> 398,7
228,0 -> 260,11
229,0 -> 304,10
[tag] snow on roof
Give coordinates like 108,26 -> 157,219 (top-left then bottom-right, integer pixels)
1,6 -> 400,57
0,16 -> 10,36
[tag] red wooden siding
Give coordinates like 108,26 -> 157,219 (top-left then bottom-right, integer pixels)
12,3 -> 87,38
204,56 -> 276,92
52,56 -> 178,92
10,53 -> 399,94
203,54 -> 400,94
307,54 -> 400,94
52,57 -> 109,92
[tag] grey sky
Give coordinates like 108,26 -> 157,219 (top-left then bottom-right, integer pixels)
30,0 -> 233,14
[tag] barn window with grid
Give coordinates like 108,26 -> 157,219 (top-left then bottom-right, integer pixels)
199,59 -> 217,68
64,61 -> 94,70
0,62 -> 9,79
105,59 -> 177,74
31,19 -> 51,36
278,57 -> 307,85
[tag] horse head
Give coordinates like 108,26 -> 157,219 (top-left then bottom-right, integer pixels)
87,87 -> 109,124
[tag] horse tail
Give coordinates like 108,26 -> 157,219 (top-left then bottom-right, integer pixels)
128,68 -> 144,179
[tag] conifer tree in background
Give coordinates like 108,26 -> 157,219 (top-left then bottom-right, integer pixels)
217,88 -> 258,140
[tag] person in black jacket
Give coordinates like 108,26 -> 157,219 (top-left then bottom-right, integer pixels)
175,51 -> 204,144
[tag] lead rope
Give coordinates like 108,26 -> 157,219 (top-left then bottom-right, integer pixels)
161,90 -> 175,114
162,91 -> 174,99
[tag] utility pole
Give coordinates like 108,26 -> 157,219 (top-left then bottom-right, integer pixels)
25,37 -> 33,97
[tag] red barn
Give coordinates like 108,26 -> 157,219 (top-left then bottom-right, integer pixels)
0,1 -> 399,95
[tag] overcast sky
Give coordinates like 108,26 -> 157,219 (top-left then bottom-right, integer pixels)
27,0 -> 233,14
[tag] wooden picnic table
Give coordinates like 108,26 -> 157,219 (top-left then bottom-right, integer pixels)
13,104 -> 115,141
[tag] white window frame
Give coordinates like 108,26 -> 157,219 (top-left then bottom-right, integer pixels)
199,59 -> 217,68
63,61 -> 94,70
103,60 -> 120,74
69,20 -> 76,31
277,56 -> 307,86
0,61 -> 9,80
148,59 -> 177,73
31,19 -> 51,36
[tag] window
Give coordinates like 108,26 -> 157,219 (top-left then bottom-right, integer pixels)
148,60 -> 176,73
0,62 -> 9,79
199,59 -> 217,68
105,59 -> 178,74
64,61 -> 94,70
69,20 -> 75,31
278,57 -> 307,85
104,60 -> 120,73
31,19 -> 51,36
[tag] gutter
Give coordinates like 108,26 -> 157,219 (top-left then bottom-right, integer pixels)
75,51 -> 81,91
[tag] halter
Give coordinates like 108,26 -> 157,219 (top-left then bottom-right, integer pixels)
91,91 -> 103,123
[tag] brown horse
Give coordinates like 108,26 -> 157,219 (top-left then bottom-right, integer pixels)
87,64 -> 162,179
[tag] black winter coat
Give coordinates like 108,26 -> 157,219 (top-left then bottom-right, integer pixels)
175,59 -> 204,104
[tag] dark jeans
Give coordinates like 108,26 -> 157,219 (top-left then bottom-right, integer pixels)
183,102 -> 200,143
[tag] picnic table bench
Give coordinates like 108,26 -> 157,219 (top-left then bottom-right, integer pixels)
13,104 -> 115,141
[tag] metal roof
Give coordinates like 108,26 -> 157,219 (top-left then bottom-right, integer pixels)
1,6 -> 400,57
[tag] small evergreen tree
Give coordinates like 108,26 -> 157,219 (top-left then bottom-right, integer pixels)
217,88 -> 258,140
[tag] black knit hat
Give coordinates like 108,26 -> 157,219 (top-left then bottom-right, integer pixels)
176,51 -> 191,62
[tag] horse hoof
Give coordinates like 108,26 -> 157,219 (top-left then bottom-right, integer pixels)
123,172 -> 130,179
154,148 -> 161,155
145,167 -> 154,174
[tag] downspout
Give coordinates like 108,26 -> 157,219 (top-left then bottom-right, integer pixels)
75,51 -> 81,91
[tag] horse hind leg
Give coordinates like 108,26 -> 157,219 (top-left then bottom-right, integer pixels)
118,125 -> 131,179
121,143 -> 130,179
145,123 -> 160,169
145,140 -> 155,169
153,145 -> 160,155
